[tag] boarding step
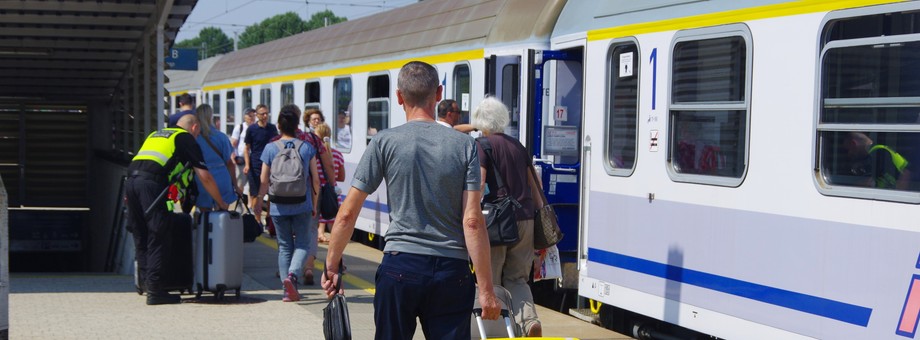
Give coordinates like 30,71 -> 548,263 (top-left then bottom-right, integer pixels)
569,307 -> 600,325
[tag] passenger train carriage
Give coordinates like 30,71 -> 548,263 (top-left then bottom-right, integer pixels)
167,0 -> 920,338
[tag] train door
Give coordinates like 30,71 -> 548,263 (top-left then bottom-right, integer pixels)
529,46 -> 584,288
486,55 -> 523,140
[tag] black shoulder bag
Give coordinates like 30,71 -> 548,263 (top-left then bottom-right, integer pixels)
477,137 -> 522,246
307,132 -> 340,219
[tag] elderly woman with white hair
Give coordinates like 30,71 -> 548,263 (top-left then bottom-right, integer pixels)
472,97 -> 542,337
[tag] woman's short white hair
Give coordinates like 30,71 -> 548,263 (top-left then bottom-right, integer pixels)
472,97 -> 509,134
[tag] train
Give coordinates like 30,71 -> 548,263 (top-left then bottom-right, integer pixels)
166,0 -> 920,338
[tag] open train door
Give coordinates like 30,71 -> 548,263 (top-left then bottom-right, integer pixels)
528,46 -> 585,290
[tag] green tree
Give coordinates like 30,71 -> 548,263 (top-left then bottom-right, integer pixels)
238,12 -> 307,49
305,10 -> 347,30
174,27 -> 233,59
237,11 -> 347,50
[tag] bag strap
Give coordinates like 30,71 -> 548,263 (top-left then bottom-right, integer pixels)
476,137 -> 508,193
202,135 -> 226,163
528,165 -> 548,207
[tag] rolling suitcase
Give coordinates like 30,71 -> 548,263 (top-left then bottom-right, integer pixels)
194,210 -> 244,300
134,214 -> 194,295
472,285 -> 522,339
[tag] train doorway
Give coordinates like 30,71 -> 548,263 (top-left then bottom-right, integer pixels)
529,46 -> 584,291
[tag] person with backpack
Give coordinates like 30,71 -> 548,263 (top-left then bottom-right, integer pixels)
255,104 -> 317,302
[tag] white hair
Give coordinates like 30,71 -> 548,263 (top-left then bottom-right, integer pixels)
472,97 -> 509,134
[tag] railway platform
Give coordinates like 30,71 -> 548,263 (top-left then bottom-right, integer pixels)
8,235 -> 628,339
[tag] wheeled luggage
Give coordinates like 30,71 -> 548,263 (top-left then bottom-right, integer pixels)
193,210 -> 244,300
134,214 -> 194,295
472,285 -> 522,339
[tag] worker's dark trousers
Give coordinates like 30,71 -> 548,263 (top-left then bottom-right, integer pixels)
126,175 -> 188,293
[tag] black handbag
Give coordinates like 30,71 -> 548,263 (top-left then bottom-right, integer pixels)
237,195 -> 262,243
309,132 -> 340,220
323,266 -> 351,340
319,182 -> 339,220
477,137 -> 522,246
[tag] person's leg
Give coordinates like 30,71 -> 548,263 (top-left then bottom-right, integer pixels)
418,256 -> 475,340
503,219 -> 540,336
374,252 -> 429,340
302,214 -> 318,284
490,244 -> 507,287
289,212 -> 311,278
274,214 -> 302,301
247,169 -> 261,216
125,178 -> 148,292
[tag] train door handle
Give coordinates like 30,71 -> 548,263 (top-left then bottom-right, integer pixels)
533,158 -> 577,173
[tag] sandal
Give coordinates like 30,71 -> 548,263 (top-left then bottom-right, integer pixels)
317,235 -> 330,244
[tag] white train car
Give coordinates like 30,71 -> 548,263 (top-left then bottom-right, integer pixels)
548,0 -> 920,338
167,0 -> 567,244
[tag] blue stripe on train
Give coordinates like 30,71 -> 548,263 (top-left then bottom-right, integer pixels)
588,248 -> 873,327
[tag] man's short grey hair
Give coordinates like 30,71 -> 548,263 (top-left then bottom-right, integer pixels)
472,97 -> 509,134
397,61 -> 439,107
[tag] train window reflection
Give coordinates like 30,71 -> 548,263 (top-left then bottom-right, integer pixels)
281,83 -> 294,106
818,9 -> 920,200
367,74 -> 389,145
334,77 -> 352,153
304,81 -> 320,111
669,31 -> 749,183
243,88 -> 252,111
605,41 -> 638,175
453,64 -> 471,124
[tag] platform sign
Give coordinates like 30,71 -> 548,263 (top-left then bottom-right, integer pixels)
165,48 -> 198,71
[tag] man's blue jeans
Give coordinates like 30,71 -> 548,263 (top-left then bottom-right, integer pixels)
374,252 -> 474,340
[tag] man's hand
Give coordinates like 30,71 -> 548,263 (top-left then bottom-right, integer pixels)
321,269 -> 343,299
217,201 -> 230,211
243,165 -> 249,175
478,286 -> 501,320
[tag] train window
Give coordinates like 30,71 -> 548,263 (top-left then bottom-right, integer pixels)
501,64 -> 521,139
333,77 -> 353,153
259,87 -> 271,109
281,83 -> 294,106
212,93 -> 221,128
453,64 -> 471,124
304,81 -> 320,110
668,25 -> 751,186
243,88 -> 252,111
226,91 -> 236,134
817,7 -> 920,202
605,41 -> 639,175
367,74 -> 389,145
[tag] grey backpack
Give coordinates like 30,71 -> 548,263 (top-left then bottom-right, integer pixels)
269,139 -> 307,203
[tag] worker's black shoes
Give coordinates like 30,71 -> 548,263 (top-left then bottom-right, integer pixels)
146,291 -> 181,305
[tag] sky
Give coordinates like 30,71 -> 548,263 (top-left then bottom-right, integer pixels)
176,0 -> 420,43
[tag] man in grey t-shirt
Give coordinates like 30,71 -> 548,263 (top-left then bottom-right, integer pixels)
322,61 -> 500,339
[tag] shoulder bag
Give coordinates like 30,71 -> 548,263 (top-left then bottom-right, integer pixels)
306,132 -> 340,219
529,165 -> 563,249
477,137 -> 522,246
323,265 -> 351,340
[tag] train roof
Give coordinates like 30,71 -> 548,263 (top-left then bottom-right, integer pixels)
552,0 -> 787,39
203,0 -> 566,86
165,55 -> 223,94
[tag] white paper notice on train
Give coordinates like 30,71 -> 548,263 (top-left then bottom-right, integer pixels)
544,125 -> 578,156
619,52 -> 633,78
650,129 -> 659,152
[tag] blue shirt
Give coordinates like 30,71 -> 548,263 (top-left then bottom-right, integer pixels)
261,138 -> 316,216
194,127 -> 238,208
245,123 -> 278,169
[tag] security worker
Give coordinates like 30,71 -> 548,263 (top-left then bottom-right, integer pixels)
126,114 -> 229,305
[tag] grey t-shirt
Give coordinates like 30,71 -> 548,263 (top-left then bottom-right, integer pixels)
352,120 -> 481,260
